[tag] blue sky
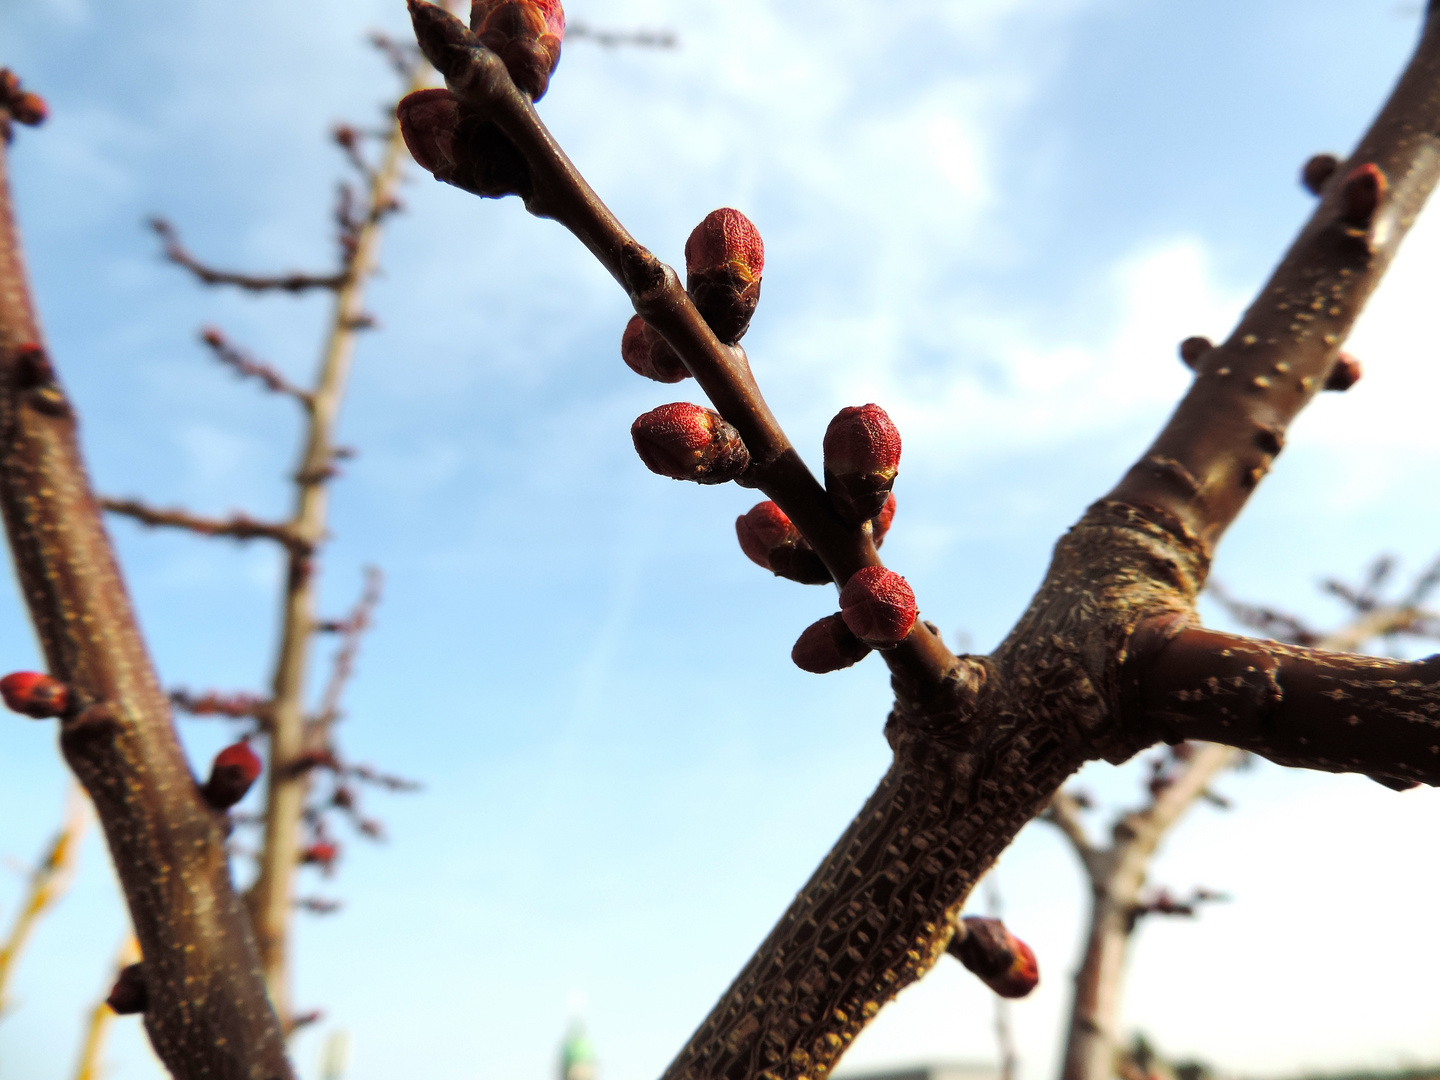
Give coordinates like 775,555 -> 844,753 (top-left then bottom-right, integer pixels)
1,0 -> 1439,1078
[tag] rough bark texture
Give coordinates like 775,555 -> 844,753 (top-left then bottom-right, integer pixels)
401,4 -> 1440,1078
0,115 -> 293,1078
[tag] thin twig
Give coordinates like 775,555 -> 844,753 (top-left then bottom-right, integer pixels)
149,217 -> 346,294
565,23 -> 679,49
100,497 -> 303,550
200,327 -> 315,408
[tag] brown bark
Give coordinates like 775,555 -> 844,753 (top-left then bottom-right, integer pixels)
401,4 -> 1440,1078
0,99 -> 293,1079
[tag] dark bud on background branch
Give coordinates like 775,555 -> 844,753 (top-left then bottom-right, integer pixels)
1178,336 -> 1212,371
735,501 -> 831,585
0,671 -> 71,719
621,315 -> 690,383
0,69 -> 47,142
839,567 -> 917,647
870,492 -> 897,548
1324,351 -> 1362,392
471,0 -> 567,101
684,208 -> 764,345
1301,153 -> 1340,196
947,916 -> 1040,999
631,403 -> 751,484
1338,163 -> 1387,229
106,964 -> 148,1015
823,404 -> 902,523
792,614 -> 872,673
201,741 -> 264,811
397,88 -> 531,200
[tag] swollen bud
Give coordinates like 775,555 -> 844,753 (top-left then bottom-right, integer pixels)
0,70 -> 47,132
0,671 -> 70,719
870,492 -> 897,548
632,403 -> 750,484
823,404 -> 902,523
1301,153 -> 1339,196
397,88 -> 531,200
621,316 -> 689,383
839,566 -> 917,647
1178,336 -> 1212,370
947,916 -> 1040,999
107,964 -> 148,1015
1338,163 -> 1386,229
201,741 -> 264,811
1324,351 -> 1361,392
792,614 -> 871,673
684,209 -> 764,345
735,502 -> 830,585
471,0 -> 566,101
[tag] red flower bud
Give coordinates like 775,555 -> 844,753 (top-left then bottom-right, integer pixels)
107,963 -> 147,1015
0,671 -> 70,719
621,315 -> 689,383
684,209 -> 765,344
839,566 -> 916,646
947,916 -> 1039,999
735,502 -> 830,585
632,403 -> 751,484
870,492 -> 897,548
397,88 -> 530,200
792,614 -> 872,673
1178,336 -> 1212,370
0,70 -> 47,129
201,740 -> 264,811
1301,153 -> 1339,196
823,404 -> 902,522
1324,351 -> 1362,392
302,842 -> 341,873
1338,163 -> 1386,228
471,0 -> 566,101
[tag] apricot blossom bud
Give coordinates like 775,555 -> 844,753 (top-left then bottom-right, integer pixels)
107,963 -> 148,1015
792,614 -> 872,673
201,740 -> 264,811
1,671 -> 70,719
397,88 -> 530,200
839,566 -> 917,646
870,492 -> 897,548
1338,163 -> 1386,228
471,0 -> 566,101
1301,153 -> 1339,196
1324,351 -> 1362,392
948,916 -> 1039,999
735,502 -> 830,585
684,209 -> 765,344
823,404 -> 902,522
632,403 -> 750,484
621,316 -> 689,383
1178,336 -> 1212,370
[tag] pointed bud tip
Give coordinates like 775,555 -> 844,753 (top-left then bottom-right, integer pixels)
839,566 -> 917,646
0,671 -> 70,719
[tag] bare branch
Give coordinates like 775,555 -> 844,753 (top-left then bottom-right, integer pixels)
149,217 -> 346,293
1043,788 -> 1097,864
169,688 -> 272,723
565,22 -> 679,49
200,326 -> 314,408
100,496 -> 303,550
308,567 -> 383,738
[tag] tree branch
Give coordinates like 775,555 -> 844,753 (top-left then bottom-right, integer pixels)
0,82 -> 293,1077
200,326 -> 315,408
149,217 -> 347,293
100,496 -> 302,549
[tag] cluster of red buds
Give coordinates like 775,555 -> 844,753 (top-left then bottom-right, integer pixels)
106,963 -> 148,1015
947,915 -> 1039,999
0,671 -> 71,718
201,741 -> 264,811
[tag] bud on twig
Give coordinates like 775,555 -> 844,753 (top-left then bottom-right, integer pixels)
0,70 -> 48,140
947,916 -> 1039,999
792,614 -> 872,673
839,566 -> 917,646
823,404 -> 902,523
397,88 -> 531,200
107,963 -> 148,1015
0,671 -> 71,718
621,315 -> 689,383
684,209 -> 764,345
870,492 -> 897,548
1338,163 -> 1386,229
201,741 -> 264,811
632,403 -> 751,484
735,502 -> 830,585
471,0 -> 567,101
1324,351 -> 1362,392
302,841 -> 341,875
1301,153 -> 1339,196
1178,336 -> 1212,370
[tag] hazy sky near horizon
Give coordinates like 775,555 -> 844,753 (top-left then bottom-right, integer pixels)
1,1 -> 1439,1078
